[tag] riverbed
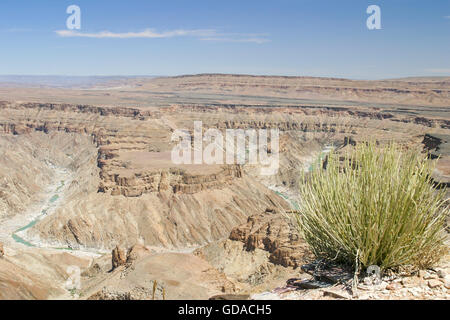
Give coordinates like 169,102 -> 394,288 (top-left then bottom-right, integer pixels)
268,145 -> 334,210
0,167 -> 69,246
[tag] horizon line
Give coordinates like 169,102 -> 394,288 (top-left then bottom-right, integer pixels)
0,73 -> 449,82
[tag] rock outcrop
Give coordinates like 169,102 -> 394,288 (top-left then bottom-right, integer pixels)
112,244 -> 153,270
112,246 -> 127,269
228,208 -> 312,268
195,208 -> 313,292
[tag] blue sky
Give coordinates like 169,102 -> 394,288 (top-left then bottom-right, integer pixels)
0,0 -> 448,79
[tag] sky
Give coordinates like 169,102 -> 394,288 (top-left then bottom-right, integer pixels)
0,0 -> 449,79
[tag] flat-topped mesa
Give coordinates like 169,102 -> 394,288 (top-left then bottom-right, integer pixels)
144,74 -> 450,107
175,103 -> 396,119
99,165 -> 244,197
0,101 -> 154,119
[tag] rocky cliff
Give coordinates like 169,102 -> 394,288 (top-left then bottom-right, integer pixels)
0,100 -> 446,251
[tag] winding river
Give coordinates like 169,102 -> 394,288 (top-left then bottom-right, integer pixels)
9,175 -> 104,257
11,180 -> 66,248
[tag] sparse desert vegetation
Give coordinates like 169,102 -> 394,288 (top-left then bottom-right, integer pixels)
298,142 -> 448,271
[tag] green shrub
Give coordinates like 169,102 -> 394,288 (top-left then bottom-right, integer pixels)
297,142 -> 448,271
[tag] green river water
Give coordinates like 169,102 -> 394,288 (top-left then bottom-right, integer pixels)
12,180 -> 65,247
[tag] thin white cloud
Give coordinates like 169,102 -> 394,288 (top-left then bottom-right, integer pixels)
55,28 -> 270,43
55,29 -> 215,39
444,15 -> 450,19
425,68 -> 450,74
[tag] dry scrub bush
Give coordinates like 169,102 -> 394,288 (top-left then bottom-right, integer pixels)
297,142 -> 448,270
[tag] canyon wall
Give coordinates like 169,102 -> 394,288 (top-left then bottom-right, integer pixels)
0,100 -> 445,250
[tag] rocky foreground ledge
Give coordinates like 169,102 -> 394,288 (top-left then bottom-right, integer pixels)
80,207 -> 450,300
247,261 -> 450,300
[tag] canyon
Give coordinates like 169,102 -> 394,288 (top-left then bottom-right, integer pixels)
0,74 -> 448,299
